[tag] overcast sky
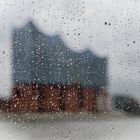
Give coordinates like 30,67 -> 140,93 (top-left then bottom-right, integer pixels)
0,0 -> 140,100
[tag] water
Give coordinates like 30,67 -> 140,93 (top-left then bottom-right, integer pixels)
0,117 -> 140,140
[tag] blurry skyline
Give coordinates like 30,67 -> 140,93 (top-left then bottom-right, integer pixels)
0,0 -> 140,99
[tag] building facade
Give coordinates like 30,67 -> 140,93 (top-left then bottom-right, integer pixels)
12,21 -> 108,90
7,20 -> 109,113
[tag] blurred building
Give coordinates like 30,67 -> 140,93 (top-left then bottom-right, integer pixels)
6,20 -> 109,113
12,20 -> 108,90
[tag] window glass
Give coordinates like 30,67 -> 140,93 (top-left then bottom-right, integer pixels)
0,0 -> 140,140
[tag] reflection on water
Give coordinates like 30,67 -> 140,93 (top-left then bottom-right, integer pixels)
1,117 -> 140,140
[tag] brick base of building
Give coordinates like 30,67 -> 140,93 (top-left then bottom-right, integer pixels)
0,84 -> 110,113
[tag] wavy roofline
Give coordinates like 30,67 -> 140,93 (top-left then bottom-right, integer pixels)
13,19 -> 107,60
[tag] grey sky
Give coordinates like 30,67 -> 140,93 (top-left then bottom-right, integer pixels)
0,0 -> 140,99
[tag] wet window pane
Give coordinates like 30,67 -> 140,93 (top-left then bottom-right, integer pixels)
0,0 -> 140,140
